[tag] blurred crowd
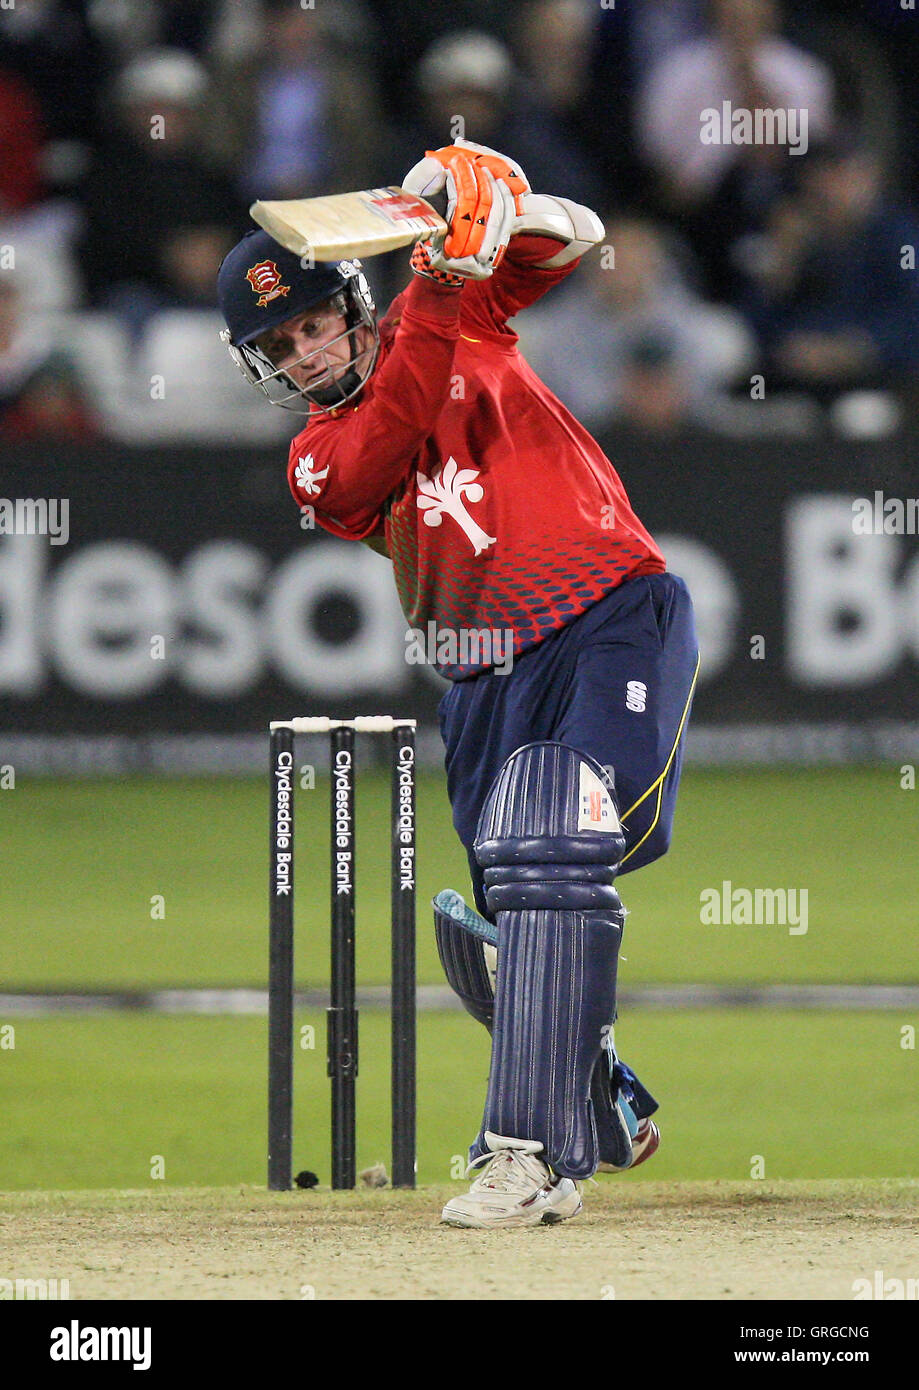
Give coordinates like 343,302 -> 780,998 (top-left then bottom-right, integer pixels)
1,0 -> 917,443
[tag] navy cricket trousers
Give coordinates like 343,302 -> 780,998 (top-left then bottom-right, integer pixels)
438,572 -> 699,917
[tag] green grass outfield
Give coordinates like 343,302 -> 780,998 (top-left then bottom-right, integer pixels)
0,766 -> 915,986
1,766 -> 916,1191
0,1010 -> 916,1190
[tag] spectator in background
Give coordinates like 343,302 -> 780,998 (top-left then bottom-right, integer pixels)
636,0 -> 834,299
0,278 -> 97,439
207,0 -> 387,201
77,49 -> 241,337
516,215 -> 753,431
81,0 -> 227,63
0,67 -> 44,212
738,135 -> 919,396
0,0 -> 103,150
616,333 -> 698,436
393,29 -> 604,214
363,0 -> 517,122
794,0 -> 919,192
514,0 -> 709,209
142,0 -> 221,56
510,1 -> 598,153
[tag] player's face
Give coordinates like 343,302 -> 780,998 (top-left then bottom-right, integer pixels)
256,301 -> 372,391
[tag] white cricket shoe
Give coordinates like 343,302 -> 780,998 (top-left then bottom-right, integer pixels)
441,1133 -> 583,1229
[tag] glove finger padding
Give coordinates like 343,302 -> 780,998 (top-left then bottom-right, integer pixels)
452,137 -> 530,213
415,139 -> 530,211
412,168 -> 515,280
401,152 -> 450,202
476,169 -> 516,270
444,162 -> 514,268
441,155 -> 489,259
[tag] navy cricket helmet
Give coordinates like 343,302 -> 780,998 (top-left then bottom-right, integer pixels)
217,229 -> 378,412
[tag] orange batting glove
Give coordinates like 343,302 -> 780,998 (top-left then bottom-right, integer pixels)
402,155 -> 516,279
402,140 -> 529,278
426,139 -> 530,213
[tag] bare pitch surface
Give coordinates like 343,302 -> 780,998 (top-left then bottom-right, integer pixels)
2,1181 -> 916,1300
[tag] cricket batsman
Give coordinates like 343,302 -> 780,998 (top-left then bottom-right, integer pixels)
217,139 -> 699,1228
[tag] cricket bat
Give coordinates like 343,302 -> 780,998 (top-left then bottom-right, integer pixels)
249,186 -> 448,261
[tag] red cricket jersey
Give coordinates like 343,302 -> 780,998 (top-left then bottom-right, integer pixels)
287,234 -> 665,679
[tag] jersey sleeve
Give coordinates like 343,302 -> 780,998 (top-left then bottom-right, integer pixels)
460,233 -> 581,335
287,276 -> 462,539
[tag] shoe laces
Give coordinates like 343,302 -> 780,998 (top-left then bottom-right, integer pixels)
466,1147 -> 549,1194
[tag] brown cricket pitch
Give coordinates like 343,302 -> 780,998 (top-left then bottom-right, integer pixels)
1,1180 -> 916,1300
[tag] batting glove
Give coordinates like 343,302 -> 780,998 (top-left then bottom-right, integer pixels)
403,141 -> 522,279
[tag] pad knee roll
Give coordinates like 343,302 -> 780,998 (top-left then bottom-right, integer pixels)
476,741 -> 625,916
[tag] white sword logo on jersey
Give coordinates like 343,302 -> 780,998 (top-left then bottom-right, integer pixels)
416,457 -> 497,556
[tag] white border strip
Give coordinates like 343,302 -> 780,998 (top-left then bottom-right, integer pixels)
2,985 -> 917,1015
269,717 -> 417,734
